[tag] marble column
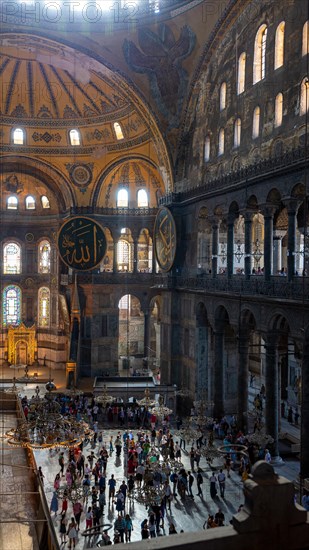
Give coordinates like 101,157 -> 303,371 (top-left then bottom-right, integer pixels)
211,220 -> 219,278
244,212 -> 254,280
143,309 -> 150,359
213,325 -> 224,418
113,241 -> 118,272
227,215 -> 235,279
273,230 -> 285,275
265,333 -> 283,463
133,238 -> 138,273
284,199 -> 300,282
237,331 -> 250,431
263,207 -> 275,281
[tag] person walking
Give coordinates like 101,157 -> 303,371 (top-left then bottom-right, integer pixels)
67,517 -> 78,549
124,513 -> 133,542
189,447 -> 195,471
59,513 -> 67,544
209,472 -> 218,498
196,468 -> 203,497
85,506 -> 93,529
114,514 -> 126,542
73,500 -> 83,531
188,471 -> 194,498
217,469 -> 226,498
50,491 -> 59,516
108,474 -> 116,500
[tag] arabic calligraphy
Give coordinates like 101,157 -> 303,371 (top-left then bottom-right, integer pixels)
58,217 -> 106,271
154,207 -> 176,272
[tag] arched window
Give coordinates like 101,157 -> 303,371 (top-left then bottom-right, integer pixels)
137,189 -> 148,207
3,285 -> 21,326
12,128 -> 25,145
3,242 -> 21,274
274,21 -> 285,70
117,188 -> 128,208
234,118 -> 241,147
114,122 -> 124,140
252,106 -> 261,139
38,240 -> 51,274
25,195 -> 35,210
300,77 -> 309,115
275,93 -> 283,127
38,287 -> 50,327
41,195 -> 50,209
69,129 -> 81,146
218,128 -> 225,156
237,52 -> 246,94
219,82 -> 227,110
253,25 -> 268,84
117,240 -> 131,271
7,196 -> 18,210
204,136 -> 210,162
302,21 -> 309,56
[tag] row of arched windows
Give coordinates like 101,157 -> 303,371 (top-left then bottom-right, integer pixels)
11,122 -> 124,146
205,79 -> 308,161
218,20 -> 308,110
3,241 -> 51,274
2,285 -> 50,327
7,195 -> 50,210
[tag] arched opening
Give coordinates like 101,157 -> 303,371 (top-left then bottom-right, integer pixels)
118,294 -> 144,372
137,228 -> 153,272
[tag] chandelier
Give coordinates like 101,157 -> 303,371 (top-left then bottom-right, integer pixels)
132,483 -> 166,507
5,386 -> 93,449
137,388 -> 156,408
201,445 -> 223,464
150,396 -> 172,420
95,384 -> 114,406
56,481 -> 84,504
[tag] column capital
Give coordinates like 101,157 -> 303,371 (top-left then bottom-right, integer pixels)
260,204 -> 277,218
282,197 -> 302,214
241,209 -> 256,222
273,229 -> 286,239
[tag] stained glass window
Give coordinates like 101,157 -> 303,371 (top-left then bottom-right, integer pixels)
3,242 -> 21,274
38,240 -> 51,274
38,287 -> 50,327
3,286 -> 21,326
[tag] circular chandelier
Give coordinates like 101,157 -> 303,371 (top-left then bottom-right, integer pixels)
201,445 -> 223,464
95,384 -> 114,406
6,416 -> 93,450
61,387 -> 84,398
150,396 -> 172,420
56,482 -> 84,504
132,483 -> 166,507
246,431 -> 274,447
174,426 -> 203,445
137,388 -> 156,408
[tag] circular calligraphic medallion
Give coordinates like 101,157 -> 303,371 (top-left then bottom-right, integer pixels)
58,217 -> 107,271
153,207 -> 177,272
70,164 -> 92,188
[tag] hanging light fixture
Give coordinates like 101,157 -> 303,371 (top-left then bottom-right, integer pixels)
95,384 -> 114,406
56,481 -> 84,504
137,387 -> 156,408
149,395 -> 172,420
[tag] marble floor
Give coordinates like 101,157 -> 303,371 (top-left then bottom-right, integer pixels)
35,425 -> 301,549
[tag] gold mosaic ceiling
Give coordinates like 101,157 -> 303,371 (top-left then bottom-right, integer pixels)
0,34 -> 148,148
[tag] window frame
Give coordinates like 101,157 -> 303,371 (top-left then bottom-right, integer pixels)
69,128 -> 81,146
237,52 -> 246,95
274,21 -> 285,70
253,24 -> 268,84
12,127 -> 25,145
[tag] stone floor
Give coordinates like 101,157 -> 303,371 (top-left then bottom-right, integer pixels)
0,367 -> 303,550
36,423 -> 301,550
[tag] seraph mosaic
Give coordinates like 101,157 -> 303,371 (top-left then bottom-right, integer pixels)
123,24 -> 196,127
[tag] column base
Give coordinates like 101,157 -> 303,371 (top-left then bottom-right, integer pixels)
271,455 -> 285,466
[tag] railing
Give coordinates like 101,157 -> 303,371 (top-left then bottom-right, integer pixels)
152,274 -> 309,302
72,272 -> 166,285
160,145 -> 309,206
70,206 -> 158,217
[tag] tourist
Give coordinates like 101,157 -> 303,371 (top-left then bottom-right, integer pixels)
114,514 -> 126,542
108,474 -> 116,500
196,468 -> 203,497
217,468 -> 226,498
67,517 -> 78,549
73,500 -> 83,530
59,513 -> 67,544
85,506 -> 93,529
209,472 -> 218,498
50,491 -> 59,516
124,513 -> 133,542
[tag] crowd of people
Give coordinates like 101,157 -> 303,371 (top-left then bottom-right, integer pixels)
19,390 -> 298,546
